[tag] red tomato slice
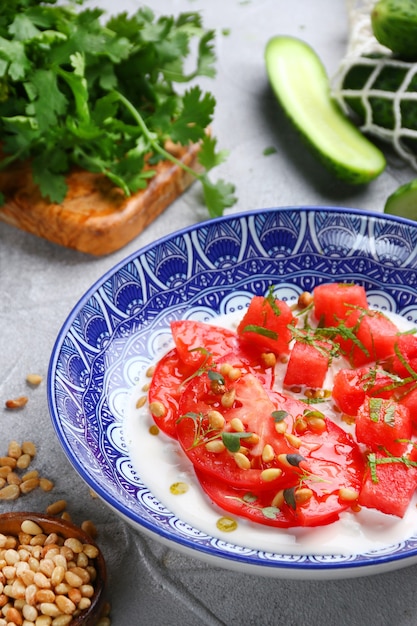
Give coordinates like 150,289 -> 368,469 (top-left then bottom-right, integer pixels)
195,419 -> 364,528
171,320 -> 238,369
149,321 -> 276,438
176,372 -> 300,491
148,348 -> 186,438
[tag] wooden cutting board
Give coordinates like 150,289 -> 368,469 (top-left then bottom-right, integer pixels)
0,141 -> 201,255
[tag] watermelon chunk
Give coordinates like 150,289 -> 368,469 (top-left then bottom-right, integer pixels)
356,397 -> 412,457
283,340 -> 330,388
237,295 -> 294,356
313,283 -> 368,326
359,452 -> 417,518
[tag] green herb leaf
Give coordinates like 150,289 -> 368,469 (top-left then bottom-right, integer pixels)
0,1 -> 236,216
241,325 -> 278,340
222,431 -> 253,453
271,410 -> 288,423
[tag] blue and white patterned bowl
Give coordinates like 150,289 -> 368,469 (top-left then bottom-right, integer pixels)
48,206 -> 417,579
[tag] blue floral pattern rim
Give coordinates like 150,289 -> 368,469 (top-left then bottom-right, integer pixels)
47,206 -> 417,578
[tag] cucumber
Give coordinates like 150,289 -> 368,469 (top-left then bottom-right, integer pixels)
372,0 -> 417,61
265,36 -> 386,184
384,178 -> 417,218
340,56 -> 417,155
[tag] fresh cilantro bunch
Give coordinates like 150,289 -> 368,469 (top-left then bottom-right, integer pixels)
0,0 -> 236,217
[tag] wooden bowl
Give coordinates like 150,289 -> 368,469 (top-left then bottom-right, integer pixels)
0,512 -> 107,626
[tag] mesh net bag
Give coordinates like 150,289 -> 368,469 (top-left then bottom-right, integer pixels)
332,0 -> 417,170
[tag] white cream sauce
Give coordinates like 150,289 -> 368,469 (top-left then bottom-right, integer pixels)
123,309 -> 417,557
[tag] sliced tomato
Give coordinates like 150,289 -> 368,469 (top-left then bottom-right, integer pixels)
148,348 -> 187,438
195,419 -> 364,528
195,469 -> 296,528
176,372 -> 299,491
171,320 -> 238,369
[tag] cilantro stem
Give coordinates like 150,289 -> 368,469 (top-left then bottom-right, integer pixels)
113,89 -> 236,218
113,90 -> 204,177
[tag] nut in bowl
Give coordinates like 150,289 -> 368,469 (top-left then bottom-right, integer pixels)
0,512 -> 106,626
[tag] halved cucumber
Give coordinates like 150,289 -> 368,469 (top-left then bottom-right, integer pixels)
384,178 -> 417,218
265,36 -> 386,184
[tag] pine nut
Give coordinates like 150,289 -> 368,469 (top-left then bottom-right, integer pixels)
260,468 -> 283,482
21,442 -> 36,457
39,478 -> 54,492
149,401 -> 166,417
0,457 -> 16,469
136,396 -> 147,408
207,410 -> 225,430
297,291 -> 313,309
284,432 -> 302,448
7,441 -> 22,459
21,470 -> 38,482
7,472 -> 21,486
20,477 -> 40,494
339,487 -> 359,502
271,490 -> 284,508
55,595 -> 76,614
64,538 -> 83,554
274,421 -> 287,434
26,373 -> 43,386
22,603 -> 38,621
205,439 -> 225,453
46,500 -> 67,516
228,367 -> 242,381
219,363 -> 232,376
295,487 -> 314,505
221,388 -> 236,408
233,452 -> 251,470
0,484 -> 20,501
5,606 -> 22,625
5,396 -> 28,409
15,454 -> 31,470
21,520 -> 43,536
80,521 -> 97,540
230,417 -> 244,432
261,444 -> 275,463
261,352 -> 276,367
